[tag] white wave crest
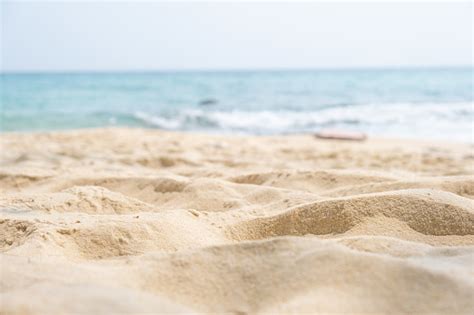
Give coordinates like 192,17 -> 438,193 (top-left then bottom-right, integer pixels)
133,102 -> 473,141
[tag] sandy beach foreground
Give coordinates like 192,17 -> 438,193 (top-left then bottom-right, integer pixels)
1,128 -> 473,314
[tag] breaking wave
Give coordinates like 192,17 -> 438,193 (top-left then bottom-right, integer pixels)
132,102 -> 473,141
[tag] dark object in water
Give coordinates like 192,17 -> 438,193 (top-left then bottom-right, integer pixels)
198,98 -> 218,106
315,129 -> 367,141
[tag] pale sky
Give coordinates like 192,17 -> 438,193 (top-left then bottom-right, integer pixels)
1,1 -> 472,72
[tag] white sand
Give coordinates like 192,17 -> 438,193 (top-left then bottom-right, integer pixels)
1,128 -> 473,314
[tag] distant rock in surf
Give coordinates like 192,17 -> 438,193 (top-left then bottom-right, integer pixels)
198,98 -> 218,106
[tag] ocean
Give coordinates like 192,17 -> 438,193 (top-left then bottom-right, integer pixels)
1,68 -> 472,141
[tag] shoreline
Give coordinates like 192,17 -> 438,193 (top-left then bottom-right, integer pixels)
1,125 -> 472,145
1,127 -> 473,314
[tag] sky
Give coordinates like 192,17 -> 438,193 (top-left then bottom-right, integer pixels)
1,1 -> 472,72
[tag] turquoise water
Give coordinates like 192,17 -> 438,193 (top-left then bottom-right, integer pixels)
1,68 -> 472,141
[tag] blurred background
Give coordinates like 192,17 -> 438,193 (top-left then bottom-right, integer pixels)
1,1 -> 473,141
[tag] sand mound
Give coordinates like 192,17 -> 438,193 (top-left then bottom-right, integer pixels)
1,210 -> 225,259
133,237 -> 474,314
228,189 -> 474,245
1,128 -> 473,314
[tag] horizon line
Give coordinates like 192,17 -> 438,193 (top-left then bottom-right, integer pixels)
1,64 -> 473,75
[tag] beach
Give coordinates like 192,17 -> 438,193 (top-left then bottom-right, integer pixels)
0,127 -> 473,314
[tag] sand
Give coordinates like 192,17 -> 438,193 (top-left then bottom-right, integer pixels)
1,127 -> 473,314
